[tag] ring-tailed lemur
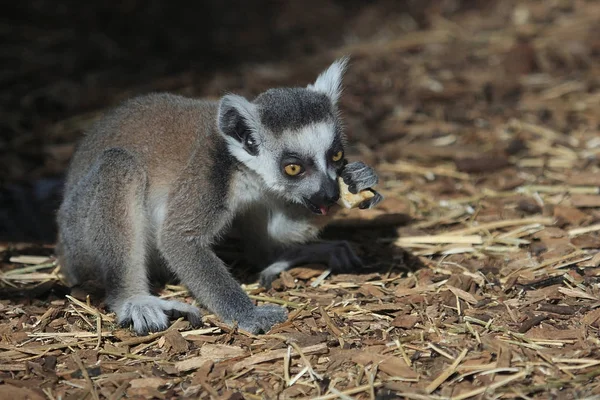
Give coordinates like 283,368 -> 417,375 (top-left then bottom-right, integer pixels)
56,57 -> 383,335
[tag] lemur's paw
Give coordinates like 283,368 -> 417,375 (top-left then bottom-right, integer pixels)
341,162 -> 378,193
341,162 -> 384,209
327,240 -> 364,272
259,261 -> 290,289
117,295 -> 202,335
237,305 -> 288,334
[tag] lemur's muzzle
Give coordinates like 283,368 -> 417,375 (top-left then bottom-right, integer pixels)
305,177 -> 340,215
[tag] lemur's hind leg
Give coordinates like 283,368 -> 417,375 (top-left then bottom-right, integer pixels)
231,206 -> 361,289
259,241 -> 363,288
57,148 -> 201,335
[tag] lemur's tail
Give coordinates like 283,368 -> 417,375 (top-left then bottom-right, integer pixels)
0,176 -> 65,243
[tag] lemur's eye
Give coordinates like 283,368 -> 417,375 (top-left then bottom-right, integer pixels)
284,164 -> 304,176
332,150 -> 344,162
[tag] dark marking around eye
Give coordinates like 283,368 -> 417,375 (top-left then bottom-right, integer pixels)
280,153 -> 316,179
332,150 -> 344,162
327,134 -> 345,163
330,135 -> 343,151
284,163 -> 304,176
281,155 -> 302,165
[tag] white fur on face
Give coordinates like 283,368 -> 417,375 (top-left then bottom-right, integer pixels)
280,121 -> 337,175
219,93 -> 285,193
224,120 -> 338,202
225,134 -> 282,189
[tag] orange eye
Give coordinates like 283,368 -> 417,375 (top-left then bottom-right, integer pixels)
284,164 -> 303,176
332,150 -> 344,162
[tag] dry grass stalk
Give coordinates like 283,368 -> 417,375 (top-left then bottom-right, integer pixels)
517,185 -> 600,195
8,255 -> 52,264
248,294 -> 305,309
568,223 -> 600,237
378,161 -> 470,180
425,348 -> 468,394
310,382 -> 385,400
450,369 -> 530,400
395,235 -> 483,245
72,353 -> 100,400
446,217 -> 555,236
232,343 -> 328,372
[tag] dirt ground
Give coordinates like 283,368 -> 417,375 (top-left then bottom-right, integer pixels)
2,0 -> 600,399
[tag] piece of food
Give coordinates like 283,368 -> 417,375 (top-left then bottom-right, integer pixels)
336,177 -> 375,209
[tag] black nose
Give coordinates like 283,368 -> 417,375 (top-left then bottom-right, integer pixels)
308,177 -> 340,207
322,178 -> 340,204
308,178 -> 340,207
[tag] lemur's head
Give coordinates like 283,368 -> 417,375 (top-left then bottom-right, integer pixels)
218,57 -> 349,215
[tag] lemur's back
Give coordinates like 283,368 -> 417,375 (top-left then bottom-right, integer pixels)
64,93 -> 220,195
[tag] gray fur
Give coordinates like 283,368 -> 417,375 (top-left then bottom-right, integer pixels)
255,88 -> 334,133
56,57 -> 383,336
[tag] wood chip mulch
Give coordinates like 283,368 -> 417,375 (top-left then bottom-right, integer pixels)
2,1 -> 600,399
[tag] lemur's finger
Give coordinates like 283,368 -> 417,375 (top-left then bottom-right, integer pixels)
358,191 -> 384,210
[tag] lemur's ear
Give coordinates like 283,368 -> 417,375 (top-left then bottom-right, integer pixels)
218,94 -> 261,155
307,56 -> 349,104
218,94 -> 259,139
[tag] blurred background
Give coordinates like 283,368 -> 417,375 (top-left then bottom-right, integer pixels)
1,0 -> 599,243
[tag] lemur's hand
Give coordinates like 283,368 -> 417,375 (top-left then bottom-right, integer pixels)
340,161 -> 384,209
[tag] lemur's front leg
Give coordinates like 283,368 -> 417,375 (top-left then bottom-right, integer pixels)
162,240 -> 287,333
259,160 -> 383,288
160,192 -> 288,334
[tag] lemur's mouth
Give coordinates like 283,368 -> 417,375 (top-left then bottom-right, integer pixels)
303,199 -> 329,215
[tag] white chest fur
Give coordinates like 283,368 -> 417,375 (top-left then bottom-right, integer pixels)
267,210 -> 320,245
